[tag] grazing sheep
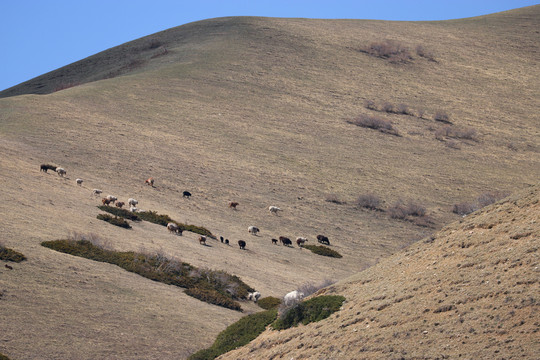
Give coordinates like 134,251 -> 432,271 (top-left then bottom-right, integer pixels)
92,189 -> 103,196
225,239 -> 229,245
56,167 -> 66,177
283,290 -> 305,306
40,164 -> 56,173
279,236 -> 292,246
271,238 -> 278,245
199,236 -> 207,245
238,240 -> 246,249
115,201 -> 125,209
145,177 -> 154,186
317,235 -> 330,245
247,291 -> 261,302
102,198 -> 111,206
105,195 -> 117,204
130,206 -> 138,212
220,236 -> 224,243
167,222 -> 181,235
269,206 -> 281,214
5,264 -> 13,270
296,237 -> 308,247
229,201 -> 239,209
76,178 -> 83,186
128,198 -> 138,207
248,226 -> 260,235
183,191 -> 192,198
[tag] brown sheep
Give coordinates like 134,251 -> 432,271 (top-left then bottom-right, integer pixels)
199,236 -> 207,245
145,177 -> 154,187
102,198 -> 111,206
229,201 -> 239,209
115,201 -> 125,209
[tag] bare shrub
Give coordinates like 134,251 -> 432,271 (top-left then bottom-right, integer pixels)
388,200 -> 426,219
477,191 -> 508,208
435,125 -> 478,141
347,114 -> 398,135
381,102 -> 395,113
68,231 -> 112,249
355,194 -> 381,210
396,103 -> 412,115
326,194 -> 345,205
452,191 -> 509,216
453,202 -> 477,215
365,99 -> 377,110
297,279 -> 336,297
416,45 -> 436,62
365,40 -> 413,63
434,111 -> 451,124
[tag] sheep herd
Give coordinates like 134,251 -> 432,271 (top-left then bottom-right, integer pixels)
40,163 -> 333,302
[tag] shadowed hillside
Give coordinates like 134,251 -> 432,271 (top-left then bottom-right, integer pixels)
219,184 -> 540,359
0,5 -> 539,359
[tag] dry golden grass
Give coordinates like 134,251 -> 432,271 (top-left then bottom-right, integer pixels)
219,184 -> 540,359
0,5 -> 538,359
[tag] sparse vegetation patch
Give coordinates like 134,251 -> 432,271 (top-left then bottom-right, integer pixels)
41,237 -> 252,310
364,40 -> 412,64
347,114 -> 399,136
304,245 -> 342,258
257,296 -> 282,310
0,241 -> 26,262
272,295 -> 345,330
355,194 -> 381,210
98,206 -> 213,237
97,214 -> 131,229
453,191 -> 509,215
189,308 -> 278,360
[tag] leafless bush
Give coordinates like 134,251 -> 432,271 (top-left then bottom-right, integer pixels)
347,114 -> 398,135
355,194 -> 381,210
68,232 -> 112,249
298,279 -> 336,297
365,99 -> 377,110
452,191 -> 509,215
434,111 -> 451,124
396,103 -> 412,115
477,191 -> 508,208
365,40 -> 413,63
381,102 -> 395,113
445,140 -> 461,149
435,125 -> 478,141
416,45 -> 436,62
388,200 -> 426,219
326,194 -> 345,205
452,202 -> 477,215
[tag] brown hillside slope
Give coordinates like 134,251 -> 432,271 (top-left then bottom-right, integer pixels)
219,184 -> 539,359
0,6 -> 539,359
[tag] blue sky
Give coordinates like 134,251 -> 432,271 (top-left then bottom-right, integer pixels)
1,0 -> 537,92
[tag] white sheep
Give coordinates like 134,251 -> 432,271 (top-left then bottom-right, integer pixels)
106,195 -> 117,204
92,189 -> 103,196
269,206 -> 281,214
247,291 -> 261,302
76,178 -> 83,186
56,167 -> 66,177
283,290 -> 305,306
248,226 -> 260,235
130,206 -> 138,212
128,198 -> 138,207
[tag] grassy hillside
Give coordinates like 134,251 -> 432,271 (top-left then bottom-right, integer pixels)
219,184 -> 540,359
0,5 -> 538,359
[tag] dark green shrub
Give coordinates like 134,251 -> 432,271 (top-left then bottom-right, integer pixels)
185,286 -> 242,311
257,296 -> 282,310
304,245 -> 342,258
0,243 -> 26,262
273,295 -> 345,330
189,308 -> 277,360
97,206 -> 141,221
97,214 -> 131,229
41,239 -> 250,311
0,352 -> 11,360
